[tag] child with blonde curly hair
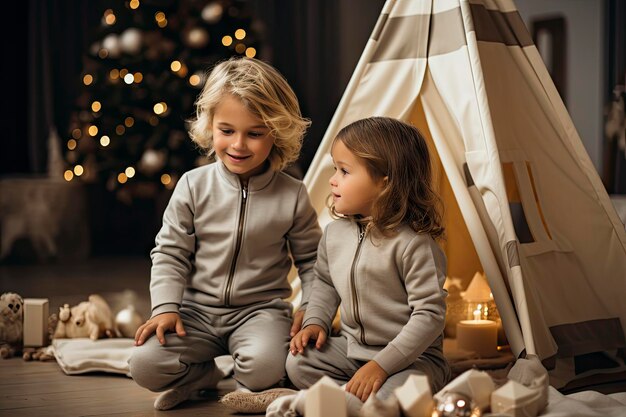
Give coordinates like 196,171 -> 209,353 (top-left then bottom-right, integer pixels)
287,117 -> 450,410
129,57 -> 322,410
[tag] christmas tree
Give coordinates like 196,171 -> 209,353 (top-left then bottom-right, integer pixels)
64,0 -> 260,202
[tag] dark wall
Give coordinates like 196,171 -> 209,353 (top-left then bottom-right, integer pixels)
1,3 -> 29,174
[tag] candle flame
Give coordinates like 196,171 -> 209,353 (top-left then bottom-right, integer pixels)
473,305 -> 481,321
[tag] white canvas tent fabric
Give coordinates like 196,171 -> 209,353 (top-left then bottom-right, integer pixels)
297,0 -> 626,389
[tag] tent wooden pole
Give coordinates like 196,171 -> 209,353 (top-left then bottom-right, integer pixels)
459,0 -> 538,356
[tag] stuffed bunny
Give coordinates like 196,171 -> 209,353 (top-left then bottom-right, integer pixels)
53,294 -> 116,340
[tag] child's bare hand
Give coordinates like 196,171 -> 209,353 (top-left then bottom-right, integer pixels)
289,324 -> 326,355
345,360 -> 388,402
290,309 -> 305,337
134,312 -> 186,346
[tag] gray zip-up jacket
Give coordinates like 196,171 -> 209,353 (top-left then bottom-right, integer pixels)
149,160 -> 322,316
302,219 -> 447,376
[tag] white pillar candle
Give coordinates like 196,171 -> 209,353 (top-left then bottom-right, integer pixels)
456,319 -> 498,358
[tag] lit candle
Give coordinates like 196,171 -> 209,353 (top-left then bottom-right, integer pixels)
456,318 -> 498,358
473,306 -> 481,321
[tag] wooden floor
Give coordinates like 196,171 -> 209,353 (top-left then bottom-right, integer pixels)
0,358 -> 254,417
0,256 -> 260,416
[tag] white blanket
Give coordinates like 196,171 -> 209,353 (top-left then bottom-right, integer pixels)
52,338 -> 235,379
53,338 -> 135,377
542,387 -> 626,417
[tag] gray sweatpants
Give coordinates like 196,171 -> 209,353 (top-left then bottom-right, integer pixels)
285,334 -> 450,399
129,298 -> 292,392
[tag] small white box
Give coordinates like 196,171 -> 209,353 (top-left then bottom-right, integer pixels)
23,298 -> 49,347
304,376 -> 347,417
394,374 -> 433,417
491,380 -> 542,417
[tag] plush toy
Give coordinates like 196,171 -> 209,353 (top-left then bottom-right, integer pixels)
23,345 -> 55,361
0,292 -> 24,359
53,294 -> 116,340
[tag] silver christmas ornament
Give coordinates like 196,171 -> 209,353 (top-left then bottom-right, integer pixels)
432,392 -> 481,417
185,27 -> 210,48
102,34 -> 121,58
201,3 -> 224,24
138,149 -> 167,176
120,28 -> 143,55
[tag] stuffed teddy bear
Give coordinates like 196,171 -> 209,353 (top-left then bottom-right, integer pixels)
0,292 -> 24,359
53,294 -> 116,340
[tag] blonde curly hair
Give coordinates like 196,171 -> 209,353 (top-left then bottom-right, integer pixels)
188,57 -> 311,171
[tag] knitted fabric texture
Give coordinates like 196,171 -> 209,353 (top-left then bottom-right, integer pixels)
220,388 -> 298,413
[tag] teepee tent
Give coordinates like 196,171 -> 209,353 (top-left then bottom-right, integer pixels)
300,0 -> 626,388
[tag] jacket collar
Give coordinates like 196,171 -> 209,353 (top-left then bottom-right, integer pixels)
215,159 -> 276,191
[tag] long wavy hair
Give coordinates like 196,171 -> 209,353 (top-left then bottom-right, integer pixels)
188,57 -> 311,171
329,117 -> 445,240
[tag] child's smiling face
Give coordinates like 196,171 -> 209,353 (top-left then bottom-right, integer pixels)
329,139 -> 385,217
212,94 -> 274,181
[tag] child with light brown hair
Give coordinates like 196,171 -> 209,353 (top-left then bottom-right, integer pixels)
287,116 -> 451,410
128,57 -> 322,410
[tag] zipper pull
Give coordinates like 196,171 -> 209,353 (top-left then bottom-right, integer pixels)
240,179 -> 248,200
357,224 -> 365,242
